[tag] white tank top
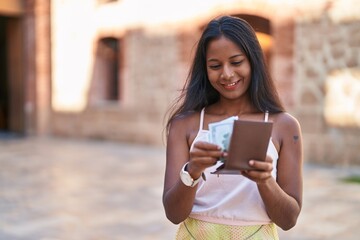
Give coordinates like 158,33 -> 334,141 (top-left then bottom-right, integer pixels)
189,108 -> 279,226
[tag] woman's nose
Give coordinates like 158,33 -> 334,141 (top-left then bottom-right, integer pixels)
221,65 -> 234,80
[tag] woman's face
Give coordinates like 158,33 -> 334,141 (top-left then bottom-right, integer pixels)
206,36 -> 251,101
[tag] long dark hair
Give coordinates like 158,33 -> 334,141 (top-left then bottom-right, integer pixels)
165,15 -> 284,133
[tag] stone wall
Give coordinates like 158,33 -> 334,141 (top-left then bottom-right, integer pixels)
52,17 -> 297,147
48,0 -> 360,166
22,0 -> 51,135
294,12 -> 360,165
52,28 -> 183,145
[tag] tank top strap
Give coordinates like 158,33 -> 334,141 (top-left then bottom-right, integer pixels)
199,108 -> 205,130
264,110 -> 269,122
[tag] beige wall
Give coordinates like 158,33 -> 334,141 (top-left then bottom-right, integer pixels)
48,0 -> 360,165
294,11 -> 360,165
50,0 -> 299,145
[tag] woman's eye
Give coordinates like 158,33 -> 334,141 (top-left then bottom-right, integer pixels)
232,61 -> 243,65
209,65 -> 221,69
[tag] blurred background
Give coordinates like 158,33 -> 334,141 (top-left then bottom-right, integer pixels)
0,0 -> 359,239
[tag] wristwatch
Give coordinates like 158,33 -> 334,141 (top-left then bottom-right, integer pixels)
180,162 -> 201,187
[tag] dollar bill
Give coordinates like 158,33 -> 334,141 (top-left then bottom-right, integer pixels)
208,116 -> 238,151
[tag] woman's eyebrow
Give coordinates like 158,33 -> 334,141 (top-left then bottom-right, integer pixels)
207,53 -> 244,62
207,58 -> 218,62
229,54 -> 244,59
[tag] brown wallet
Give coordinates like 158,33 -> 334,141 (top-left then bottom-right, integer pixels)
212,120 -> 273,174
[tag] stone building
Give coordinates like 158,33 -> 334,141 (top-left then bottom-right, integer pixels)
0,0 -> 359,165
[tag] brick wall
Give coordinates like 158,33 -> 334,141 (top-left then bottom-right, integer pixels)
50,2 -> 299,149
47,0 -> 360,166
294,12 -> 360,165
52,28 -> 183,145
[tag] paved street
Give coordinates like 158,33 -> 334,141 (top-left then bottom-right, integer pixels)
0,136 -> 360,240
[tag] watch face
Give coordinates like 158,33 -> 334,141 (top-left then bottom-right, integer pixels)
180,171 -> 194,187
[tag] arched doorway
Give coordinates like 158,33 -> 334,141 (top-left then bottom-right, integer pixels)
233,14 -> 273,65
0,15 -> 24,136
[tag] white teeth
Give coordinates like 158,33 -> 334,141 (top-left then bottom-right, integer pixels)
226,82 -> 236,87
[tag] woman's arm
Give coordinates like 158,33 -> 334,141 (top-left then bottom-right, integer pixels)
242,113 -> 303,230
162,117 -> 222,224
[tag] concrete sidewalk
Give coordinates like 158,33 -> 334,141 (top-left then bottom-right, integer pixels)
0,136 -> 359,240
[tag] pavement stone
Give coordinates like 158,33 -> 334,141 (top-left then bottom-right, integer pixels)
0,136 -> 360,240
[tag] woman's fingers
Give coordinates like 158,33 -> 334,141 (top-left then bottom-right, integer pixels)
241,155 -> 274,183
191,141 -> 223,158
242,169 -> 272,182
193,141 -> 221,151
248,159 -> 273,172
188,141 -> 224,173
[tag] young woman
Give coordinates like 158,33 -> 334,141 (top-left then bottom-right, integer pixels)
163,15 -> 303,239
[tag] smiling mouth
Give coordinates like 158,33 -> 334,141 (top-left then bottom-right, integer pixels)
226,81 -> 238,87
223,80 -> 241,88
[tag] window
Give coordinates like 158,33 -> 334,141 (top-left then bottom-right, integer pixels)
100,37 -> 119,101
90,37 -> 121,104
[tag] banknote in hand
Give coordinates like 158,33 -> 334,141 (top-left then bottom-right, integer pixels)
208,116 -> 238,152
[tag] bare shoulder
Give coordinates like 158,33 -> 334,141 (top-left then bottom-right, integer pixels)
169,111 -> 199,129
168,111 -> 201,140
271,112 -> 302,146
273,112 -> 301,130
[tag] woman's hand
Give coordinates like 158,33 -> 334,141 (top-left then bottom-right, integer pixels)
241,155 -> 274,184
187,141 -> 224,179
